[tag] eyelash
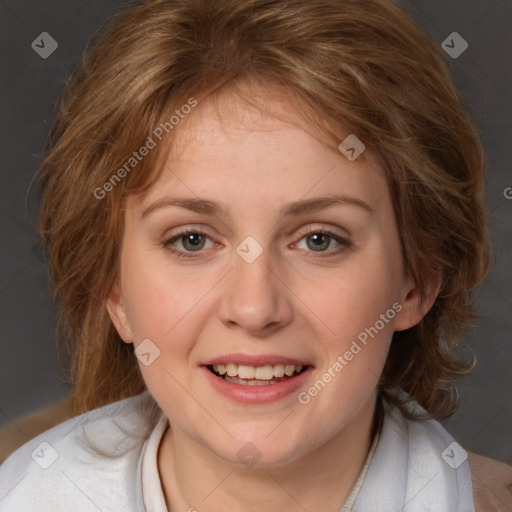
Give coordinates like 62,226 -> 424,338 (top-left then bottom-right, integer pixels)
163,226 -> 351,260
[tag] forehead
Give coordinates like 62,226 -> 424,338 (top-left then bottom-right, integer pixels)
129,87 -> 388,216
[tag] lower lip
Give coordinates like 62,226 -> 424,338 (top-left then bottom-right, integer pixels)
201,365 -> 313,404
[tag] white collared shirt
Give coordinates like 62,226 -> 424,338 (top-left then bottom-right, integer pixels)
0,390 -> 473,512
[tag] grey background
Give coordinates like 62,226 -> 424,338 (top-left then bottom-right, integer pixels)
0,0 -> 511,464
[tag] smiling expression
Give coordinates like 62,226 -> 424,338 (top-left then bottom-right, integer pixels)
106,86 -> 427,467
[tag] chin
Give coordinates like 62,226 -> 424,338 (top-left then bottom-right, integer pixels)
210,435 -> 308,469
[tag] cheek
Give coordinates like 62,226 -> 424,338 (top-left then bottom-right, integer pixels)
301,255 -> 401,343
119,246 -> 211,341
119,249 -> 212,398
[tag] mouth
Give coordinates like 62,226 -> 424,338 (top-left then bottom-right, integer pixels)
206,363 -> 310,386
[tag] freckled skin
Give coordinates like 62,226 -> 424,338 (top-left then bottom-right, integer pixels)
106,88 -> 436,512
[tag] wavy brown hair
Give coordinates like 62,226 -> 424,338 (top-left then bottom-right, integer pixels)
37,0 -> 489,419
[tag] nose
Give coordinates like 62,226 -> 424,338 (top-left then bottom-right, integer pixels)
217,242 -> 294,336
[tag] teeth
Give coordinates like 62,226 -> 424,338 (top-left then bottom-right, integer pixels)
226,363 -> 237,377
254,365 -> 273,380
212,363 -> 306,380
225,375 -> 274,386
273,364 -> 285,378
237,365 -> 255,379
216,364 -> 227,375
284,364 -> 295,376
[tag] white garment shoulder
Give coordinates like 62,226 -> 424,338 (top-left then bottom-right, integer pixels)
0,392 -> 161,512
351,393 -> 475,512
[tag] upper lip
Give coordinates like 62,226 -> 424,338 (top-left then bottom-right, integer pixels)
202,353 -> 314,367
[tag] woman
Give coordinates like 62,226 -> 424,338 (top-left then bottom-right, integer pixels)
1,0 -> 510,510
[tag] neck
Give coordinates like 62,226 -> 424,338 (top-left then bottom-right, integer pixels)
158,393 -> 381,512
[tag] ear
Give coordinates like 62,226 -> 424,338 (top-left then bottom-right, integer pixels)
393,272 -> 442,332
106,282 -> 134,344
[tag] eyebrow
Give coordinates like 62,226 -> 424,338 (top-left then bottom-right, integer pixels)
141,194 -> 374,219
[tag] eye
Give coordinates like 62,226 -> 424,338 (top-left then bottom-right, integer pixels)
163,229 -> 216,258
293,227 -> 350,255
162,226 -> 351,260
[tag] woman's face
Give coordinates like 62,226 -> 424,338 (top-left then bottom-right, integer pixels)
107,89 -> 427,467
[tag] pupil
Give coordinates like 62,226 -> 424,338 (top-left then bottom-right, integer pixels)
308,233 -> 328,251
184,234 -> 204,250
